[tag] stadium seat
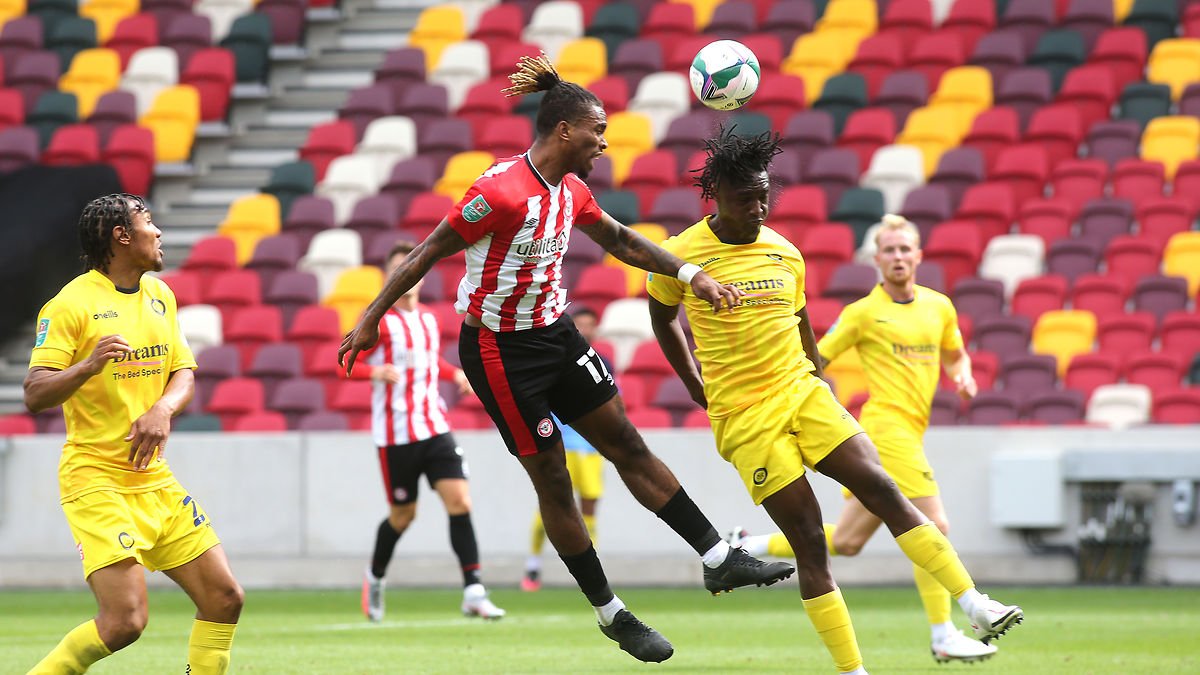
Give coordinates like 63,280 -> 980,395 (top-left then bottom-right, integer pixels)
1027,389 -> 1087,424
1055,65 -> 1117,132
1015,198 -> 1073,249
974,314 -> 1033,361
1136,196 -> 1196,245
1152,388 -> 1200,424
1118,82 -> 1172,133
53,47 -> 117,120
799,223 -> 854,296
583,1 -> 638,59
433,150 -> 494,201
0,125 -> 37,172
990,144 -> 1047,210
1046,238 -> 1101,282
1011,275 -> 1068,322
924,148 -> 983,216
960,106 -> 1020,174
940,0 -> 996,55
837,107 -> 895,174
859,144 -> 925,216
299,228 -> 362,299
1126,351 -> 1186,390
1086,27 -> 1147,93
995,68 -> 1052,131
1097,311 -> 1157,354
978,234 -> 1044,298
810,73 -> 869,140
1125,0 -> 1179,49
847,33 -> 904,99
896,105 -> 965,176
1132,275 -> 1188,321
1141,116 -> 1200,180
1076,198 -> 1134,249
181,234 -> 237,281
316,155 -> 381,225
177,304 -> 223,353
1085,383 -> 1151,428
628,71 -> 691,144
823,263 -> 878,305
429,39 -> 488,111
874,70 -> 929,129
894,187 -> 949,243
342,194 -> 399,243
1100,236 -> 1161,294
267,376 -> 326,429
621,149 -> 678,216
47,16 -> 97,72
1069,273 -> 1128,316
831,187 -> 885,245
1028,29 -> 1086,93
158,270 -> 204,307
322,265 -> 384,334
0,413 -> 36,435
1032,309 -> 1096,374
41,122 -> 99,165
1001,352 -> 1059,401
286,304 -> 341,362
1085,120 -> 1141,169
78,0 -> 137,43
298,121 -> 355,183
965,390 -> 1021,424
280,196 -> 335,250
253,246 -> 309,315
215,193 -> 280,265
1065,352 -> 1121,397
522,0 -> 583,62
120,46 -> 177,118
764,0 -> 815,48
968,29 -> 1027,87
1148,38 -> 1200,100
1160,311 -> 1200,360
1049,159 -> 1107,212
923,221 -> 983,291
176,48 -> 233,123
218,13 -> 271,83
407,5 -> 465,70
246,342 -> 304,403
1061,0 -> 1114,50
554,36 -> 606,88
907,32 -> 966,91
338,84 -> 395,143
205,376 -> 265,429
783,30 -> 864,104
137,83 -> 198,163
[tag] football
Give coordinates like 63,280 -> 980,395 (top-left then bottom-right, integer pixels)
689,40 -> 761,110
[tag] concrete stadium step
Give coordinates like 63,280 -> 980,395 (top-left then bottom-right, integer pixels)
338,29 -> 408,51
226,148 -> 299,168
232,127 -> 310,149
342,7 -> 418,32
302,69 -> 374,90
262,108 -> 338,129
193,166 -> 273,189
312,48 -> 388,70
274,88 -> 350,110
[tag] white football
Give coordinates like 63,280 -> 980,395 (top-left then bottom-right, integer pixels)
689,39 -> 761,111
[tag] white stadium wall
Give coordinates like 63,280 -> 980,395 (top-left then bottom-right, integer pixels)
1,427 -> 1198,589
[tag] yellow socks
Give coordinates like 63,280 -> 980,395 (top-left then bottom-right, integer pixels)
530,512 -> 546,556
186,620 -> 236,675
582,514 -> 597,546
894,522 -> 973,598
766,532 -> 794,558
913,563 -> 952,624
802,588 -> 863,674
824,523 -> 839,556
27,619 -> 111,674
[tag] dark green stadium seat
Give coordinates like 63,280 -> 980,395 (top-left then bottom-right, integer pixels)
813,73 -> 867,137
47,17 -> 97,71
261,160 -> 315,218
514,90 -> 545,128
219,13 -> 273,83
28,91 -> 79,149
596,189 -> 640,225
1124,0 -> 1178,49
1119,82 -> 1172,129
28,0 -> 78,39
1190,352 -> 1200,384
832,187 -> 885,247
811,0 -> 832,21
1028,30 -> 1086,94
729,112 -> 773,140
173,414 -> 223,432
585,2 -> 640,65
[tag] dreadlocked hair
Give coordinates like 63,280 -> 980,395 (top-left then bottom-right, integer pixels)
78,193 -> 145,272
692,124 -> 783,201
502,52 -> 601,137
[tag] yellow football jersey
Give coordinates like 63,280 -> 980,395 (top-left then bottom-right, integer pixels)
30,270 -> 197,502
647,218 -> 815,417
818,284 -> 962,436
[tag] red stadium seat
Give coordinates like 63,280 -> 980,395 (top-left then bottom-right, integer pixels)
805,297 -> 844,340
157,270 -> 204,307
107,14 -> 159,69
625,406 -> 673,428
847,33 -> 905,98
1172,161 -> 1200,211
572,264 -> 629,316
586,75 -> 630,113
329,379 -> 373,430
205,377 -> 266,429
1086,27 -> 1147,92
837,107 -> 895,170
475,114 -> 532,160
908,32 -> 967,90
1103,235 -> 1164,290
223,304 -> 282,367
1159,311 -> 1200,360
182,236 -> 238,293
1136,196 -> 1197,246
1125,352 -> 1185,390
623,340 -> 675,396
1070,274 -> 1129,316
924,220 -> 984,290
962,106 -> 1020,173
181,48 -> 235,122
299,120 -> 355,182
990,144 -> 1049,206
102,124 -> 155,196
621,149 -> 678,215
1049,158 -> 1107,211
1055,64 -> 1117,131
954,182 -> 1015,242
1064,352 -> 1120,397
745,72 -> 807,131
801,223 -> 855,296
0,414 -> 36,435
1152,388 -> 1200,424
228,411 -> 288,432
1011,274 -> 1068,322
771,185 -> 828,229
878,0 -> 934,44
1112,158 -> 1166,205
1023,104 -> 1084,168
41,123 -> 100,166
939,0 -> 996,55
1016,198 -> 1074,248
1096,311 -> 1157,355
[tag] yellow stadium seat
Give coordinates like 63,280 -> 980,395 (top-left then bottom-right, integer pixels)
433,150 -> 496,201
1163,231 -> 1200,298
671,0 -> 722,28
603,111 -> 654,184
1147,38 -> 1200,100
1113,0 -> 1136,22
408,5 -> 466,71
217,194 -> 281,264
58,48 -> 121,118
630,222 -> 669,245
1032,310 -> 1097,375
783,29 -> 865,102
555,37 -> 607,88
79,0 -> 138,42
138,84 -> 200,163
600,224 -> 667,296
896,105 -> 969,176
816,0 -> 878,41
0,0 -> 25,28
323,265 -> 385,333
825,346 -> 868,406
1141,116 -> 1200,180
928,66 -> 993,118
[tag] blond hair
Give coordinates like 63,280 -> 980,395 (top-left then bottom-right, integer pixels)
874,214 -> 921,249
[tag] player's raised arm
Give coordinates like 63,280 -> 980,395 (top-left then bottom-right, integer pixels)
338,220 -> 469,375
575,212 -> 743,313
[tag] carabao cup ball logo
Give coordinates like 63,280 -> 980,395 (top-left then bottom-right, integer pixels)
690,40 -> 761,111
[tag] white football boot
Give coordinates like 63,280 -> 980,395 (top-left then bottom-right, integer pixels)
969,595 -> 1023,644
362,569 -> 385,622
462,583 -> 506,620
931,628 -> 999,663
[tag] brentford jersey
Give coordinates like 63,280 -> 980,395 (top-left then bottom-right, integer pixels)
447,153 -> 603,331
365,306 -> 452,446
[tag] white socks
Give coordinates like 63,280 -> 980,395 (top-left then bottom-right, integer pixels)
701,539 -> 731,568
930,621 -> 955,643
956,588 -> 985,615
524,555 -> 541,573
594,596 -> 626,626
841,667 -> 869,674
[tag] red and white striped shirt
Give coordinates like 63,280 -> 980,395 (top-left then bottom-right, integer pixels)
446,154 -> 603,332
364,306 -> 454,446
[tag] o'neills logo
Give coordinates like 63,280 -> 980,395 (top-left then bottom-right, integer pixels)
113,343 -> 170,363
93,310 -> 119,319
516,233 -> 568,258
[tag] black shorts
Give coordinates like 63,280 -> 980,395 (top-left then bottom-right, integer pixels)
377,432 -> 467,505
459,313 -> 618,456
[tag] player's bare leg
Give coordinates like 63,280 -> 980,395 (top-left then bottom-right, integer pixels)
163,545 -> 242,675
816,434 -> 1023,644
571,395 -> 794,593
761,476 -> 866,674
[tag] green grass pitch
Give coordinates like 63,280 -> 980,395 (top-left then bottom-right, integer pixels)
2,585 -> 1196,673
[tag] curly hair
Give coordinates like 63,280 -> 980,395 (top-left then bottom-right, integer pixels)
691,124 -> 783,201
502,52 -> 602,137
78,193 -> 145,272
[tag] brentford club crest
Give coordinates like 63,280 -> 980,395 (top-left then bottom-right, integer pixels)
536,418 -> 554,437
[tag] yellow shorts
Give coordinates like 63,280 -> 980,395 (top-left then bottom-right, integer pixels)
566,450 -> 604,500
62,481 -> 221,579
841,424 -> 938,500
711,374 -> 864,505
